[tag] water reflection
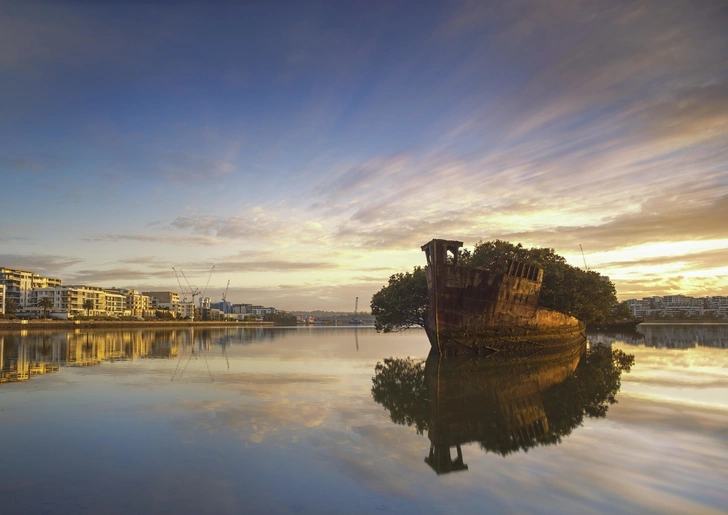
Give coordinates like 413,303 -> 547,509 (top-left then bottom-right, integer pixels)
589,323 -> 728,349
0,327 -> 307,386
372,342 -> 634,474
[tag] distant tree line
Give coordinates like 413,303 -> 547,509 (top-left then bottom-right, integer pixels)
264,312 -> 298,326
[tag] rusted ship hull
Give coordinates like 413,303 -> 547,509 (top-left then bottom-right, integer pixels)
421,239 -> 585,356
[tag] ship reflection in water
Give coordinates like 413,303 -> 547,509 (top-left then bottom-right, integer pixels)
372,339 -> 635,474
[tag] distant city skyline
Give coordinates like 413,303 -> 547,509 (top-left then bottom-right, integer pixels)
1,1 -> 727,310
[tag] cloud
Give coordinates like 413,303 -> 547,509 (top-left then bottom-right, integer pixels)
168,210 -> 332,248
0,254 -> 82,275
122,256 -> 172,268
614,275 -> 728,300
211,260 -> 339,272
597,246 -> 728,271
64,268 -> 160,284
2,0 -> 727,306
85,233 -> 225,247
493,194 -> 728,252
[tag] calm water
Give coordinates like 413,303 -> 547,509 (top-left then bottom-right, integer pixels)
1,325 -> 727,514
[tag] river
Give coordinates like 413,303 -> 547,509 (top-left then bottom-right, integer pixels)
1,325 -> 726,514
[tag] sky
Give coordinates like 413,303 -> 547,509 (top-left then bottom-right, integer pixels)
1,0 -> 727,311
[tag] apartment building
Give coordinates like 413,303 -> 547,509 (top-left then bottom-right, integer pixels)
0,267 -> 62,308
625,295 -> 728,319
32,285 -> 107,318
0,284 -> 5,315
231,303 -> 253,314
251,305 -> 276,316
141,291 -> 197,319
105,288 -> 152,317
142,291 -> 179,309
176,302 -> 195,319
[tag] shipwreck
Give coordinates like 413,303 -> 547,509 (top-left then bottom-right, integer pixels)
421,239 -> 585,356
424,338 -> 585,473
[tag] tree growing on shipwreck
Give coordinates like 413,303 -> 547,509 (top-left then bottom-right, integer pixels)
371,239 -> 618,332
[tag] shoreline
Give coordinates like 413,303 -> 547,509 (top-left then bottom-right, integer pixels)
0,320 -> 276,331
637,321 -> 728,325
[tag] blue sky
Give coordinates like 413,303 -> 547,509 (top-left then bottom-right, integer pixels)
1,0 -> 727,310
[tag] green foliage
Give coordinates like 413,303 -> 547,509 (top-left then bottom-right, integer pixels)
38,297 -> 54,318
5,298 -> 18,316
611,301 -> 633,322
155,309 -> 175,320
464,239 -> 618,327
370,266 -> 428,332
543,344 -> 634,434
371,357 -> 429,435
82,299 -> 94,316
263,312 -> 297,326
371,240 -> 619,331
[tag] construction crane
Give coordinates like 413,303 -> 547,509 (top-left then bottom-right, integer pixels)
222,279 -> 230,314
171,267 -> 188,303
351,297 -> 359,325
173,265 -> 215,320
181,265 -> 215,307
579,244 -> 589,271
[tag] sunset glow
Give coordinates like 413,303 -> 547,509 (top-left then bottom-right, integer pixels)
1,1 -> 726,310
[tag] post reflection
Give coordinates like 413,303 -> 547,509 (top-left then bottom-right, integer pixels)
372,341 -> 635,474
0,327 -> 293,386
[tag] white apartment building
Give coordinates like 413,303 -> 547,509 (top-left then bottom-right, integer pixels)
142,291 -> 180,310
104,290 -> 126,316
625,295 -> 728,319
176,302 -> 195,319
0,284 -> 5,315
142,291 -> 198,319
32,285 -> 107,318
105,288 -> 152,317
27,286 -> 155,319
251,306 -> 276,316
0,267 -> 62,308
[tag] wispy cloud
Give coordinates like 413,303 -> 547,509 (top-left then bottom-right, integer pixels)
1,0 -> 726,306
0,254 -> 82,275
85,233 -> 225,247
65,268 -> 161,284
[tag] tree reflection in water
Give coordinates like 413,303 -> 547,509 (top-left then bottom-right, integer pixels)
371,341 -> 634,474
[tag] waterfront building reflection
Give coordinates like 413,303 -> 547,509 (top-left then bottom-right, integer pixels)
637,323 -> 728,349
0,326 -> 329,386
0,329 -> 186,384
590,323 -> 728,349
